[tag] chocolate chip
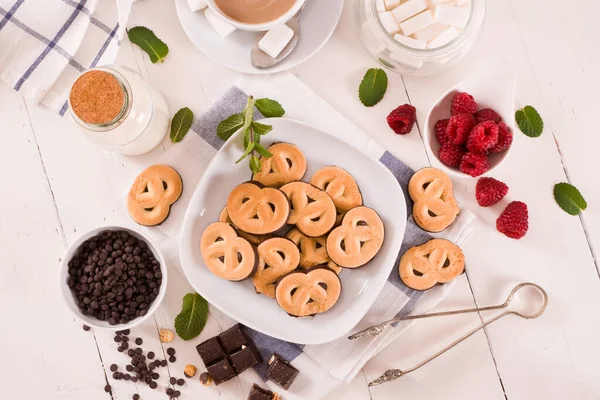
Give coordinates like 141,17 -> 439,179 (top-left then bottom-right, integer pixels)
173,390 -> 181,397
131,377 -> 138,383
135,348 -> 143,355
149,381 -> 157,389
160,360 -> 168,367
114,335 -> 122,343
135,338 -> 143,345
169,356 -> 176,363
117,329 -> 130,335
117,346 -> 124,352
128,349 -> 135,357
110,364 -> 118,372
176,379 -> 184,386
170,377 -> 176,385
167,347 -> 175,356
152,373 -> 159,380
126,365 -> 134,372
104,384 -> 111,393
82,324 -> 91,331
132,395 -> 140,400
124,374 -> 131,381
147,351 -> 155,359
112,372 -> 119,379
166,388 -> 174,395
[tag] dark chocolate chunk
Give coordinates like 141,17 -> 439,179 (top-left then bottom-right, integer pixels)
218,324 -> 248,353
206,358 -> 236,385
82,324 -> 91,331
247,384 -> 276,400
266,353 -> 299,390
196,337 -> 226,366
230,346 -> 261,374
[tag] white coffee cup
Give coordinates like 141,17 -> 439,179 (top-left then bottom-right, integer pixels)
205,0 -> 306,31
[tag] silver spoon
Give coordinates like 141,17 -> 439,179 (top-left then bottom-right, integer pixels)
250,4 -> 306,69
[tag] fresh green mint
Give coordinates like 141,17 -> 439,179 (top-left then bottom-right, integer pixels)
359,68 -> 388,107
553,182 -> 587,216
174,293 -> 209,341
515,105 -> 543,137
170,107 -> 194,143
217,95 -> 285,173
127,26 -> 169,64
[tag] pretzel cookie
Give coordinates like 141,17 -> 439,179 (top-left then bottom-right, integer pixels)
275,267 -> 342,317
127,164 -> 183,226
253,238 -> 300,298
327,206 -> 384,269
252,143 -> 307,188
399,239 -> 465,291
310,166 -> 363,223
408,167 -> 460,233
219,206 -> 266,245
280,182 -> 336,237
226,182 -> 290,235
286,228 -> 342,274
200,222 -> 258,281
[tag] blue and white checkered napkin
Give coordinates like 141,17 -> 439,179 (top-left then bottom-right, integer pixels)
0,0 -> 131,114
155,73 -> 476,399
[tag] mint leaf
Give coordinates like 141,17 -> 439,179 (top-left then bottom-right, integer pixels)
174,293 -> 208,341
127,26 -> 169,64
236,142 -> 255,163
516,105 -> 543,137
170,107 -> 194,143
553,182 -> 587,216
249,155 -> 261,173
359,68 -> 388,107
217,113 -> 244,141
255,98 -> 285,118
252,121 -> 273,136
255,143 -> 273,158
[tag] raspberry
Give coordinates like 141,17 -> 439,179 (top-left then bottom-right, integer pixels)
467,121 -> 499,154
435,119 -> 450,145
490,122 -> 513,153
445,113 -> 476,145
496,201 -> 529,239
475,108 -> 502,123
387,104 -> 417,135
438,142 -> 466,168
475,177 -> 508,207
451,92 -> 477,115
460,152 -> 489,177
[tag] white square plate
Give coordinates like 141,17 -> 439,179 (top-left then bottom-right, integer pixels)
179,118 -> 406,344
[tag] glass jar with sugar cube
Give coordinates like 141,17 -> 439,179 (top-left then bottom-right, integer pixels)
357,0 -> 485,76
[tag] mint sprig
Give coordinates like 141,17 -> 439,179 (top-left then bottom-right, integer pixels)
174,293 -> 208,341
553,182 -> 587,216
127,26 -> 169,64
216,95 -> 285,173
359,68 -> 388,107
516,105 -> 543,137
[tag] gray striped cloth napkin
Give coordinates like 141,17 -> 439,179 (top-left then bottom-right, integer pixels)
0,0 -> 130,113
153,74 -> 475,400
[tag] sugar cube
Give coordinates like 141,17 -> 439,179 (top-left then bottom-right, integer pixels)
379,11 -> 401,34
399,10 -> 434,36
204,8 -> 236,38
412,23 -> 448,41
187,0 -> 207,12
427,26 -> 459,48
258,24 -> 294,59
376,0 -> 386,12
384,0 -> 401,10
391,0 -> 428,23
393,33 -> 427,49
433,4 -> 470,28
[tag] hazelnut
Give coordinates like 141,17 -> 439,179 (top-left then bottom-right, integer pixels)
184,364 -> 197,378
272,393 -> 281,400
199,372 -> 213,386
159,329 -> 175,343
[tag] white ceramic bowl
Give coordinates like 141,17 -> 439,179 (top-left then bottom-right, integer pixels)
59,226 -> 168,331
423,60 -> 516,178
205,0 -> 306,31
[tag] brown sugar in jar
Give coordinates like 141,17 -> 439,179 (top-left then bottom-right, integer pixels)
69,70 -> 125,126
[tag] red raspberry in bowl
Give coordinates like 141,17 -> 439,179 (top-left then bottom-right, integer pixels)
496,201 -> 529,239
451,92 -> 477,115
460,152 -> 489,177
445,113 -> 476,145
438,142 -> 466,168
475,108 -> 502,123
387,104 -> 417,135
467,121 -> 499,154
475,177 -> 508,207
490,122 -> 513,153
435,118 -> 450,145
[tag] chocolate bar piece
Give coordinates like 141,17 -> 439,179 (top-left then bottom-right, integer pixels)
207,358 -> 236,385
196,337 -> 226,366
219,324 -> 248,353
267,353 -> 299,390
230,346 -> 262,374
247,384 -> 275,400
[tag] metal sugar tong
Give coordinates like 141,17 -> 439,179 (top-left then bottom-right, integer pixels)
348,282 -> 548,387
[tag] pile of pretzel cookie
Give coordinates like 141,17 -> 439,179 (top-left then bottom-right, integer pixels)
400,167 -> 466,291
199,143 -> 385,318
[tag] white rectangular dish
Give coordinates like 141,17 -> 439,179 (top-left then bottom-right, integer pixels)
179,118 -> 407,344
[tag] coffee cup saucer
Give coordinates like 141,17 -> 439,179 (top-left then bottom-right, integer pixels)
175,0 -> 344,74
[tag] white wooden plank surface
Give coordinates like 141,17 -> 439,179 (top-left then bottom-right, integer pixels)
1,0 -> 599,399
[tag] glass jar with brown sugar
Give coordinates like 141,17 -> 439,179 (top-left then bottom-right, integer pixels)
68,65 -> 170,156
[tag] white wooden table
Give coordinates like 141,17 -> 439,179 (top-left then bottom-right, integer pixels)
2,0 -> 599,399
